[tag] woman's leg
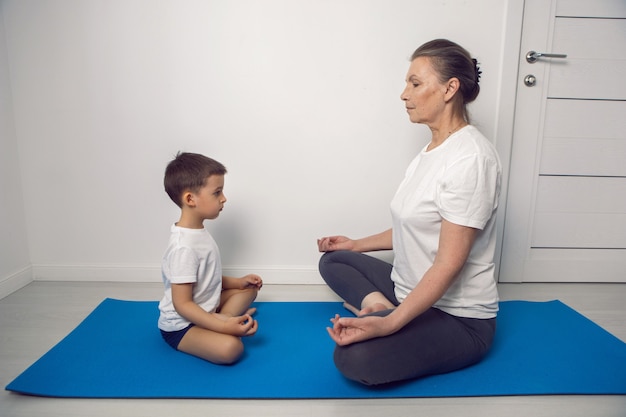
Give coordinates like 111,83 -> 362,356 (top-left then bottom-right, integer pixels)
333,308 -> 496,385
318,251 -> 398,311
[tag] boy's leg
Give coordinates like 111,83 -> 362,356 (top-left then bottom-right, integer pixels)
219,287 -> 259,317
177,327 -> 244,365
176,288 -> 258,365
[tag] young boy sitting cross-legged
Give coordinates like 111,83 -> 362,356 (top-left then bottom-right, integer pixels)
158,152 -> 262,364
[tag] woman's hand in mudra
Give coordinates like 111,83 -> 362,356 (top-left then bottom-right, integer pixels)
326,314 -> 391,346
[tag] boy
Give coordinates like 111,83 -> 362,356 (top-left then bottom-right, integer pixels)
158,152 -> 262,364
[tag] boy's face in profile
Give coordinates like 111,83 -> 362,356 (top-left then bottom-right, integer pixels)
189,174 -> 227,220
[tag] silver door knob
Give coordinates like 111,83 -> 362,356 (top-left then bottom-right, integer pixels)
524,74 -> 537,87
526,50 -> 567,63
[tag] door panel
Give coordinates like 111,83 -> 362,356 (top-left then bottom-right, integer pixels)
549,62 -> 626,100
552,17 -> 626,59
540,138 -> 626,176
523,249 -> 626,282
549,18 -> 626,99
540,100 -> 626,176
533,177 -> 626,248
556,0 -> 626,18
500,0 -> 626,282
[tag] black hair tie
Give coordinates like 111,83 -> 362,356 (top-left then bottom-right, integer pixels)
472,58 -> 482,84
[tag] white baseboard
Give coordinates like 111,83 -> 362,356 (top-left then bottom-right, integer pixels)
31,264 -> 324,285
32,264 -> 162,282
223,266 -> 324,285
0,266 -> 33,299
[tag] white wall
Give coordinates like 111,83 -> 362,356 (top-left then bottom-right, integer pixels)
0,4 -> 31,297
1,0 -> 519,285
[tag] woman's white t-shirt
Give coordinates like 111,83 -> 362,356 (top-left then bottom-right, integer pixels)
158,225 -> 223,331
390,125 -> 501,319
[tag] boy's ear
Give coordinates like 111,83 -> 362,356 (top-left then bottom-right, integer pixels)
182,191 -> 196,207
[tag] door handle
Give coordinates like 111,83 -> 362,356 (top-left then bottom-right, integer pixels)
526,50 -> 567,63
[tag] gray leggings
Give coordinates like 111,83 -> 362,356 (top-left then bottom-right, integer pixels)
319,250 -> 496,386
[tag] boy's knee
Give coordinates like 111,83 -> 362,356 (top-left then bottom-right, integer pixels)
217,337 -> 244,365
240,286 -> 258,296
245,286 -> 259,301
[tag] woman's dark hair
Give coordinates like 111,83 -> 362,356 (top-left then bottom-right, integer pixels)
411,39 -> 481,123
164,152 -> 227,208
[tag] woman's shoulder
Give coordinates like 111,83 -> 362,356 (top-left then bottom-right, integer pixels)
455,126 -> 499,160
459,125 -> 489,144
439,126 -> 501,177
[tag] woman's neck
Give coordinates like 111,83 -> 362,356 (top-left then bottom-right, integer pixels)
427,117 -> 467,151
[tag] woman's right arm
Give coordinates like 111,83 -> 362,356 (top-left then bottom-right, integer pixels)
317,228 -> 392,253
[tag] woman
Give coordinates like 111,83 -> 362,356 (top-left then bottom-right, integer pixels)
317,39 -> 502,386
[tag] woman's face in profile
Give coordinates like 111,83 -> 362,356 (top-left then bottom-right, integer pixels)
400,57 -> 448,125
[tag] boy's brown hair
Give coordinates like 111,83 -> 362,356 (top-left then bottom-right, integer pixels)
164,152 -> 227,208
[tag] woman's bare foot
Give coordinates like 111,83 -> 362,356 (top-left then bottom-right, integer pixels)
342,302 -> 360,316
359,302 -> 393,315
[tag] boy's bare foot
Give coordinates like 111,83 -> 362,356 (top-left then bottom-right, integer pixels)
215,307 -> 256,319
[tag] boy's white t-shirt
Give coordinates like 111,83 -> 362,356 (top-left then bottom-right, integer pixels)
158,224 -> 223,332
389,125 -> 501,319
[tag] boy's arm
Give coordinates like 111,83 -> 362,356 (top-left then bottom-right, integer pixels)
222,274 -> 263,290
171,283 -> 256,336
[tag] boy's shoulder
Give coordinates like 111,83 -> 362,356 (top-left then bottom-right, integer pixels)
168,226 -> 217,252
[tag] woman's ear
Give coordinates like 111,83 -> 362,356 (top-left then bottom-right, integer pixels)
444,78 -> 460,102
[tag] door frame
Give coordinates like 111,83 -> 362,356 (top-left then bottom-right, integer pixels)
493,0 -> 525,281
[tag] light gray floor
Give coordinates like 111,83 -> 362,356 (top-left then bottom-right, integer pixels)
1,281 -> 625,417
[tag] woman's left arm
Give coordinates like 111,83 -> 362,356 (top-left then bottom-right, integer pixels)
385,219 -> 477,331
328,219 -> 477,345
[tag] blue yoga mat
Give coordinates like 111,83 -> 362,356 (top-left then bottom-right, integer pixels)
6,299 -> 626,398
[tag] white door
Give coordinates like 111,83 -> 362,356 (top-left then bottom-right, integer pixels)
499,0 -> 626,282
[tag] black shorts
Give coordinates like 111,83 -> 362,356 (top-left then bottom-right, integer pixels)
160,324 -> 195,350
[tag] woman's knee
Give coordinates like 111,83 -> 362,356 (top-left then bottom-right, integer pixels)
333,343 -> 381,386
319,250 -> 340,270
318,250 -> 354,278
318,251 -> 338,280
